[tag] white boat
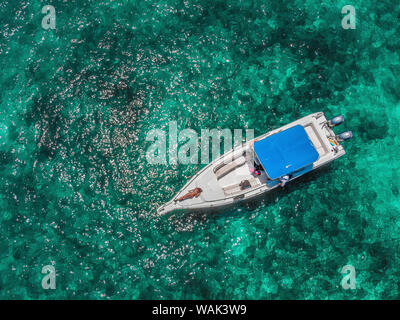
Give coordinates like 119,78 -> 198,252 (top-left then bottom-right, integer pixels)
157,112 -> 352,214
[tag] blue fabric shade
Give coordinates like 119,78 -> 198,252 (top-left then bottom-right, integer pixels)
253,125 -> 319,180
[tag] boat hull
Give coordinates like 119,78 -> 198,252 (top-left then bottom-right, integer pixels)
157,112 -> 347,215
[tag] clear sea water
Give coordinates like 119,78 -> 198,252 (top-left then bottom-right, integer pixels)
0,0 -> 399,299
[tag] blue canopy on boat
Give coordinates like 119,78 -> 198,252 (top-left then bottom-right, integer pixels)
253,125 -> 319,180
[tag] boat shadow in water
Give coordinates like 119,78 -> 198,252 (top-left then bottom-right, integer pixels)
166,164 -> 334,228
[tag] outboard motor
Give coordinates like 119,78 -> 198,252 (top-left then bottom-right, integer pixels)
337,131 -> 353,142
328,115 -> 345,127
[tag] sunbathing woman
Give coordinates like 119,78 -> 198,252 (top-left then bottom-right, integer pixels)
175,187 -> 203,202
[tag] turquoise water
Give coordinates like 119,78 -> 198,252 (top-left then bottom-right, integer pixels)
0,0 -> 399,299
